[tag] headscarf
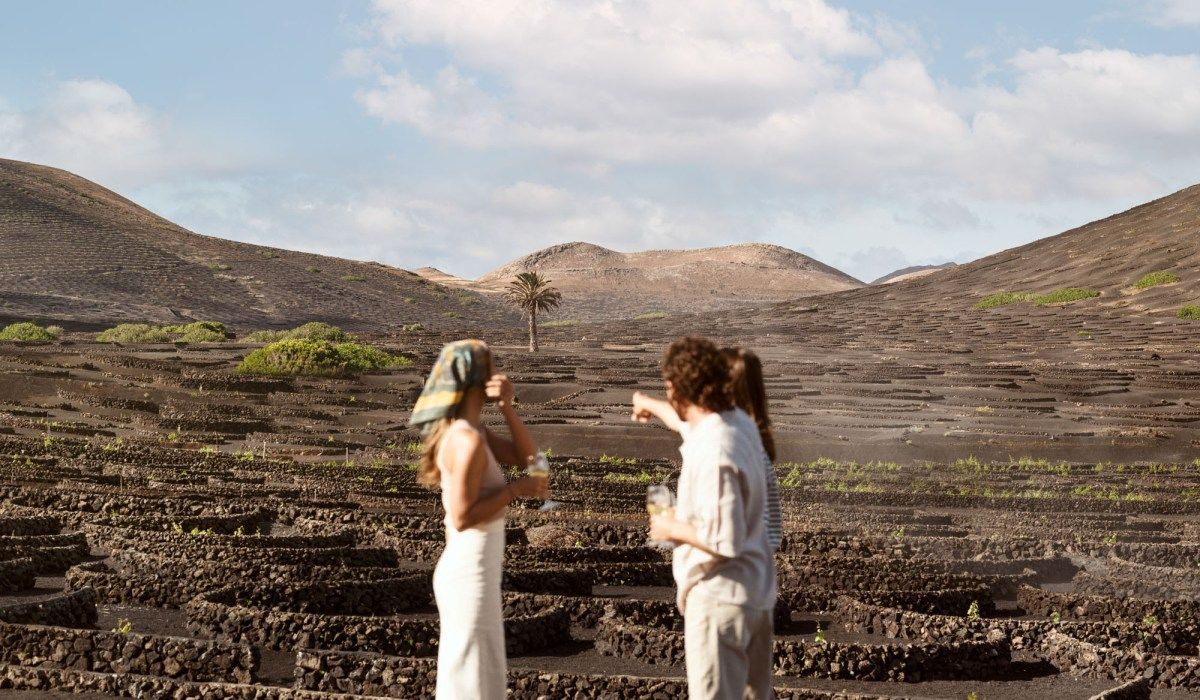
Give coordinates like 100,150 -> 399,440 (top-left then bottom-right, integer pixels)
408,339 -> 490,431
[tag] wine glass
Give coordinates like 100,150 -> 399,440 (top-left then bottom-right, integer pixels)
526,452 -> 561,512
646,484 -> 675,549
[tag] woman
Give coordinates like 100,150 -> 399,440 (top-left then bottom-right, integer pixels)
409,340 -> 548,700
631,346 -> 782,551
721,348 -> 783,551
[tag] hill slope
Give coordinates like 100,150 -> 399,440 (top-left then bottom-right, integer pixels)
471,241 -> 863,321
0,159 -> 517,331
845,184 -> 1200,314
872,263 -> 957,285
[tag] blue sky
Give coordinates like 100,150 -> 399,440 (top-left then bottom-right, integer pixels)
2,1 -> 1199,281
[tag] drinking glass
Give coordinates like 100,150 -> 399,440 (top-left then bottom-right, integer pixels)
526,452 -> 550,479
646,484 -> 675,549
526,452 -> 560,512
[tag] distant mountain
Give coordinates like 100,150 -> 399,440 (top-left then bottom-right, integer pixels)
728,182 -> 1200,324
470,241 -> 863,321
0,159 -> 518,331
872,263 -> 957,285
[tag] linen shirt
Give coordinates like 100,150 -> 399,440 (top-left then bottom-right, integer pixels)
673,409 -> 778,613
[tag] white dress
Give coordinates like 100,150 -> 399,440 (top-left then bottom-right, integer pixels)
433,419 -> 508,700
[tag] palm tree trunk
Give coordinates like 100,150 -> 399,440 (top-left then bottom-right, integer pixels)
529,309 -> 539,352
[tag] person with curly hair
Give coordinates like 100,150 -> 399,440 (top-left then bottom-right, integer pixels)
632,336 -> 777,699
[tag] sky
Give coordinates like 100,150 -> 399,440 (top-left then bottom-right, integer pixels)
2,1 -> 1200,282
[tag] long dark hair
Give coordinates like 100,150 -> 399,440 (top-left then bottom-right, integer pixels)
722,347 -> 776,461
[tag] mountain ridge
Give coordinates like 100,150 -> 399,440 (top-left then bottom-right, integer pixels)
0,158 -> 519,331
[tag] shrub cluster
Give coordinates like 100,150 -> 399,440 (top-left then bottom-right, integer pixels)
976,289 -> 1100,309
1031,288 -> 1101,306
975,292 -> 1033,310
1179,306 -> 1200,321
236,339 -> 410,377
0,322 -> 63,342
1134,271 -> 1179,290
243,322 -> 353,344
96,321 -> 228,344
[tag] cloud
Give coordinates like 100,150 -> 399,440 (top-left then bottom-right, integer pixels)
1,80 -> 161,184
1142,0 -> 1200,27
0,78 -> 249,191
349,1 -> 1200,211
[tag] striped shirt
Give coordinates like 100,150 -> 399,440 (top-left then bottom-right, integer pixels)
729,410 -> 783,551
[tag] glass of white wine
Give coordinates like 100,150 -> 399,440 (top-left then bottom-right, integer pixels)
526,452 -> 550,479
527,452 -> 561,513
646,484 -> 675,549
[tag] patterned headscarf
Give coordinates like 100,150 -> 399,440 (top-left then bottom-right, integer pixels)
408,339 -> 490,430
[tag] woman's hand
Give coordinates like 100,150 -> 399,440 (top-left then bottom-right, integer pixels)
508,475 -> 549,500
486,374 -> 515,407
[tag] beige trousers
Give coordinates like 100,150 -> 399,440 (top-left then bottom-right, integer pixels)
684,593 -> 775,700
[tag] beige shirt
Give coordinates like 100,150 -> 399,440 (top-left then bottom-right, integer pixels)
673,409 -> 777,613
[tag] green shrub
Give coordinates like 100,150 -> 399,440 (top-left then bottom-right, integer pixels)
96,323 -> 172,344
1179,305 -> 1200,320
98,321 -> 228,344
1031,288 -> 1100,306
634,311 -> 668,320
236,339 -> 409,377
340,274 -> 366,282
244,330 -> 286,343
162,321 -> 228,343
975,292 -> 1033,310
174,326 -> 227,343
244,322 -> 353,344
542,319 -> 579,328
402,323 -> 425,332
0,322 -> 60,341
1134,271 -> 1179,289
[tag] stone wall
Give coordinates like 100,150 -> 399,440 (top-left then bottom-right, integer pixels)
0,620 -> 256,683
1045,630 -> 1200,689
0,588 -> 96,628
1017,585 -> 1200,623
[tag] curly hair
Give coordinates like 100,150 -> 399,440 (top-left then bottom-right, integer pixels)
662,336 -> 733,413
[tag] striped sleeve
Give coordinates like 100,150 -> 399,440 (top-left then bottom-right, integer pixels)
762,453 -> 783,551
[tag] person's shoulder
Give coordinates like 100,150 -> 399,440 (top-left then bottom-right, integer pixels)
443,422 -> 485,460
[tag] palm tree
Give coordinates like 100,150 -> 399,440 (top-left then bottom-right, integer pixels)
504,271 -> 562,352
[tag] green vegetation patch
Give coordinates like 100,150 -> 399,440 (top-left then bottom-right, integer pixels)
236,338 -> 410,377
977,288 -> 1100,309
244,322 -> 354,344
1031,287 -> 1100,306
542,319 -> 579,328
1178,305 -> 1200,320
0,322 -> 62,342
634,311 -> 668,320
97,321 -> 228,344
975,292 -> 1033,310
96,323 -> 171,344
1135,270 -> 1179,289
599,454 -> 637,467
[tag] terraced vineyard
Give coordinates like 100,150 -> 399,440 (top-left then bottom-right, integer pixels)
0,339 -> 1195,699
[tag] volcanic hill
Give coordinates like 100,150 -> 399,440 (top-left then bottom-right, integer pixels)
872,263 -> 957,285
462,241 -> 863,321
0,159 -> 517,331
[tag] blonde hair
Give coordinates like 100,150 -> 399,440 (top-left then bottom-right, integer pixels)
418,417 -> 455,488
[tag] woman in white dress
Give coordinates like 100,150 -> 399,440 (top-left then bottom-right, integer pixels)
409,340 -> 548,700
